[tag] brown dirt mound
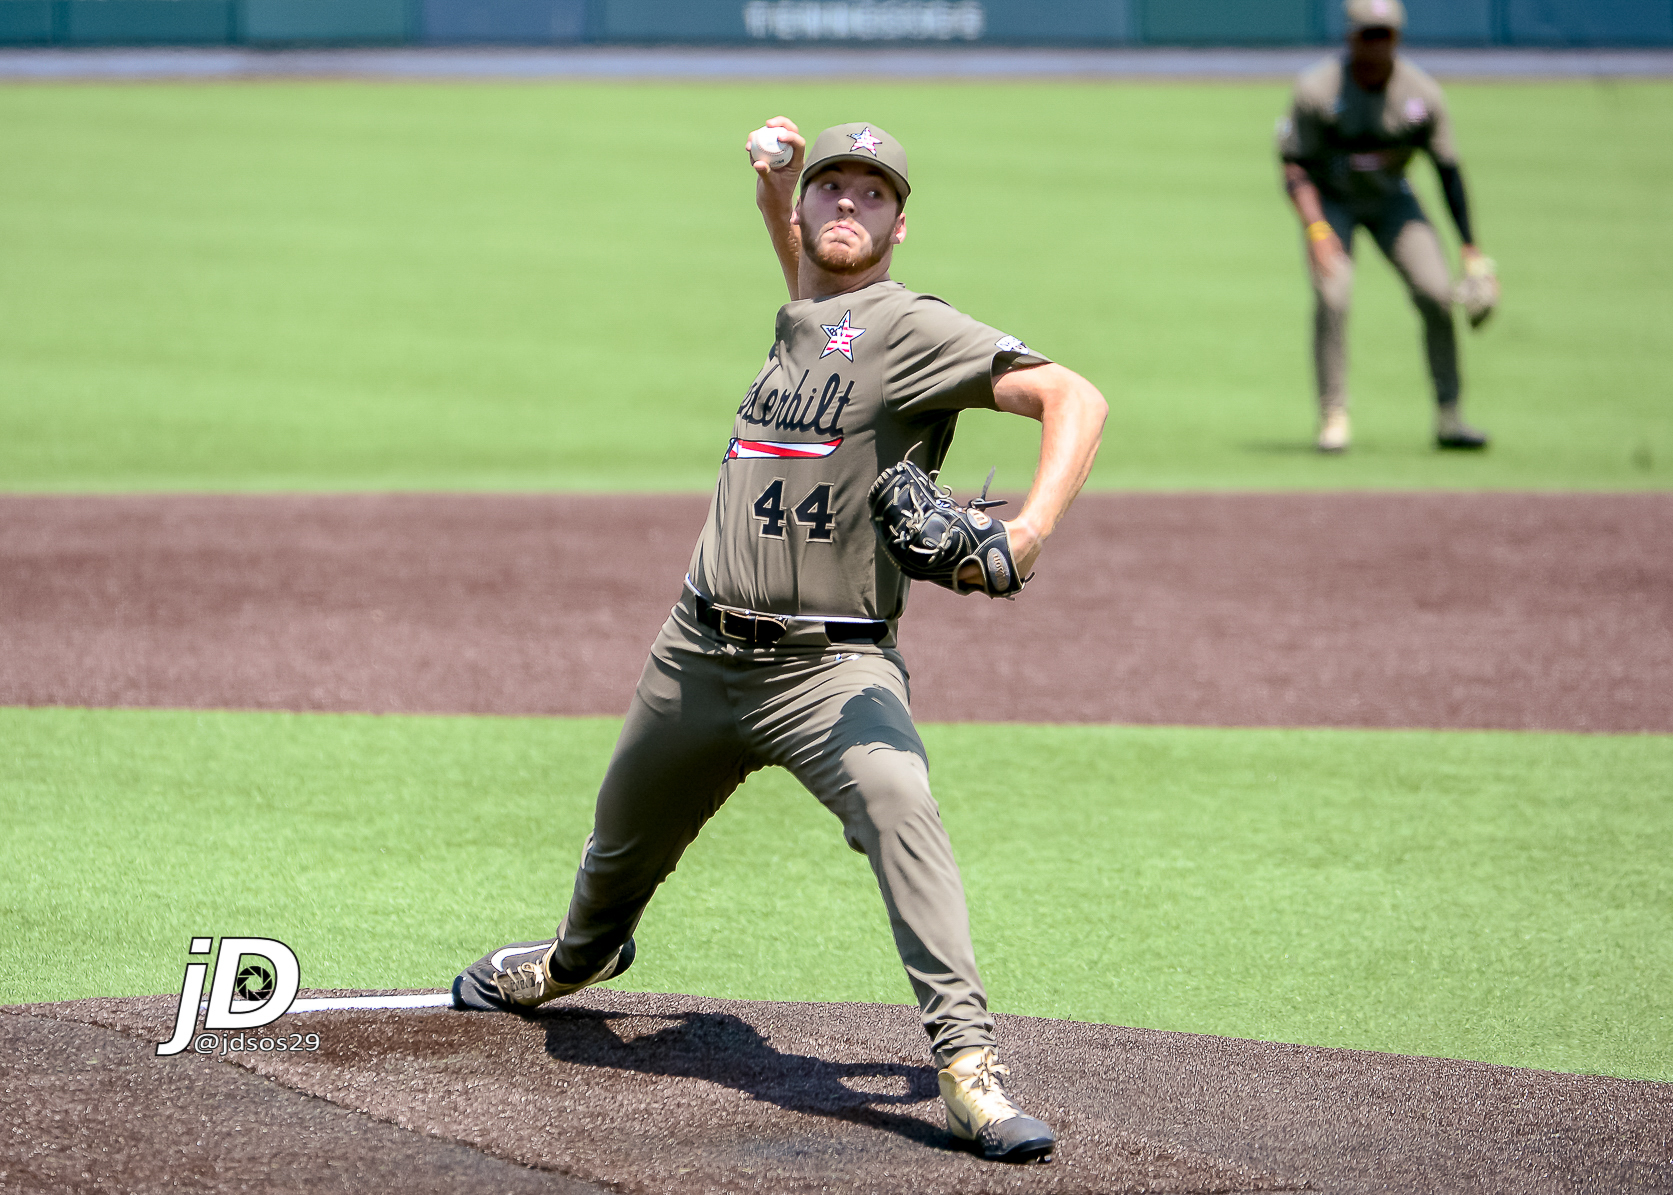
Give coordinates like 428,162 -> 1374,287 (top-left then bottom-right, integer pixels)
9,990 -> 1672,1194
0,1013 -> 599,1194
2,491 -> 1669,731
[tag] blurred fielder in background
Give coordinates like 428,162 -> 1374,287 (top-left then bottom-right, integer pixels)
1279,0 -> 1499,454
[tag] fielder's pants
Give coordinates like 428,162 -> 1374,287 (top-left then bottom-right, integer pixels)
1310,189 -> 1461,417
547,597 -> 995,1064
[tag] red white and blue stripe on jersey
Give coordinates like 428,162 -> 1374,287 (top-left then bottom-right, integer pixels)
727,437 -> 844,460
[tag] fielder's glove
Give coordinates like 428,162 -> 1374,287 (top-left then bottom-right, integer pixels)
1454,254 -> 1500,329
868,460 -> 1026,598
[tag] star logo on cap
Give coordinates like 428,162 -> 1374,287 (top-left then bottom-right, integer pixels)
848,126 -> 883,156
820,311 -> 865,360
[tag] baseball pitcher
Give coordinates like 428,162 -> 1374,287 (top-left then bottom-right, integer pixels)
1279,0 -> 1497,453
453,118 -> 1107,1164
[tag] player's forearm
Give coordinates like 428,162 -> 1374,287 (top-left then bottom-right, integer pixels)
1016,384 -> 1105,546
1283,163 -> 1328,228
995,365 -> 1108,564
748,118 -> 809,301
1434,161 -> 1476,247
758,193 -> 803,300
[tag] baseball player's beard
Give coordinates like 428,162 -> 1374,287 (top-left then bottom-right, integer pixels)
807,227 -> 890,275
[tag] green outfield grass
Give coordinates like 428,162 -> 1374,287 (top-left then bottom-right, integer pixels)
3,706 -> 1668,1080
0,80 -> 1667,493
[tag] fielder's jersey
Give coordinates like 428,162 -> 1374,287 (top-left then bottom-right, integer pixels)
688,279 -> 1049,622
1278,54 -> 1458,212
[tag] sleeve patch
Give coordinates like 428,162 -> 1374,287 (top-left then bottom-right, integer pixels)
995,335 -> 1030,354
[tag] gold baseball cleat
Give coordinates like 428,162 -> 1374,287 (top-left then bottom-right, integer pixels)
938,1046 -> 1056,1163
1317,409 -> 1351,454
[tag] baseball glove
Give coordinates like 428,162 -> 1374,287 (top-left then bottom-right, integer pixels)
1454,254 -> 1499,329
868,460 -> 1026,598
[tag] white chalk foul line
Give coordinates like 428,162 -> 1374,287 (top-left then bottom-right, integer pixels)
197,992 -> 455,1015
288,993 -> 454,1013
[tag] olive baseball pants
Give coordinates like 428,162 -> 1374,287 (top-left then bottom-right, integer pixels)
545,597 -> 995,1064
1309,189 -> 1461,416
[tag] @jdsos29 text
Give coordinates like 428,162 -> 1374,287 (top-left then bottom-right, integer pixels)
156,936 -> 312,1057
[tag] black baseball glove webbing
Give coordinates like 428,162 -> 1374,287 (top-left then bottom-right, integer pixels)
868,458 -> 1027,599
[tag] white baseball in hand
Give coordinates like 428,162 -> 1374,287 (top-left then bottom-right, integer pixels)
747,127 -> 794,170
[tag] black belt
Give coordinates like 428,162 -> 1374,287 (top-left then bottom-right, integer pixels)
693,594 -> 887,648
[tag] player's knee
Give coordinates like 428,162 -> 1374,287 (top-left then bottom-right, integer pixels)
867,785 -> 939,842
579,835 -> 685,896
1401,258 -> 1453,313
838,751 -> 938,849
1313,269 -> 1353,313
1412,287 -> 1452,321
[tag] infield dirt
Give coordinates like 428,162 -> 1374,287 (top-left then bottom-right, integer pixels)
2,491 -> 1668,731
8,989 -> 1672,1194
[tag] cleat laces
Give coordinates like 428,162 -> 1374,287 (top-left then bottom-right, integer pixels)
958,1050 -> 1022,1127
496,961 -> 551,1005
494,945 -> 623,1007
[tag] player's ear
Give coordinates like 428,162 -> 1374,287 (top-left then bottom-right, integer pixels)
892,213 -> 907,245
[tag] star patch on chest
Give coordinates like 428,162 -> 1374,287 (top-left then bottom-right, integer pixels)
849,126 -> 883,156
820,311 -> 866,360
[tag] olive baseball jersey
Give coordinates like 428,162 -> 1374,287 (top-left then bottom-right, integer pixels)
1278,54 -> 1458,211
688,279 -> 1049,621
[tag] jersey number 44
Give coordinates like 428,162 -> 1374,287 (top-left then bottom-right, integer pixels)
752,480 -> 838,542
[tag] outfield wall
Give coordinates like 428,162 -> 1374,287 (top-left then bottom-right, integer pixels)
1,0 -> 1670,47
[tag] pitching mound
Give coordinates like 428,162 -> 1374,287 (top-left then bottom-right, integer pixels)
7,991 -> 1670,1194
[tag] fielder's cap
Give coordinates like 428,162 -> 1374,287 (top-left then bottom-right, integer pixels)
1345,0 -> 1405,30
799,122 -> 910,201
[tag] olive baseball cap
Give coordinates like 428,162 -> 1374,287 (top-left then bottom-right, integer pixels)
799,122 -> 910,201
1345,0 -> 1405,29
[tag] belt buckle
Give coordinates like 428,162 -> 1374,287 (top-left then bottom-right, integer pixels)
703,594 -> 790,647
717,607 -> 787,646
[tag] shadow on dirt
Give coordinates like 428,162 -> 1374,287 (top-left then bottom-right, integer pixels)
540,1005 -> 953,1151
